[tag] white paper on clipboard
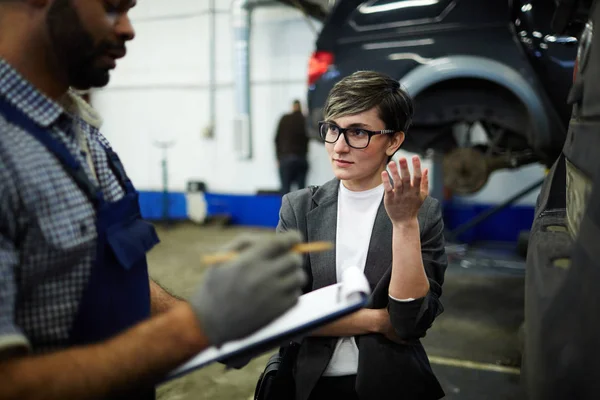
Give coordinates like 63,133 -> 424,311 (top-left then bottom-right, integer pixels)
162,266 -> 371,383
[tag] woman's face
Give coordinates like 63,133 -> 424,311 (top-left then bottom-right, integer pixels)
326,107 -> 404,191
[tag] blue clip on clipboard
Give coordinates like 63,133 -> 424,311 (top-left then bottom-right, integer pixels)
161,267 -> 371,383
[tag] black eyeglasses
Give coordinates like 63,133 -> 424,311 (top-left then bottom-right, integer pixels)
318,121 -> 396,149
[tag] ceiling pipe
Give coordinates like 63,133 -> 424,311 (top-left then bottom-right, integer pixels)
231,0 -> 283,160
232,0 -> 253,160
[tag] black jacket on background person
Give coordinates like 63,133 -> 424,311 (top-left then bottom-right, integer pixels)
275,110 -> 308,160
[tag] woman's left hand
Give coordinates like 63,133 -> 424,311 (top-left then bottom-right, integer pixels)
382,156 -> 429,226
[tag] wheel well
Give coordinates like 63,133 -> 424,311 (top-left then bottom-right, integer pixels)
404,78 -> 534,154
414,78 -> 527,107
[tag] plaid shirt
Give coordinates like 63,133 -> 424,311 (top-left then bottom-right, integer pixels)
0,59 -> 126,353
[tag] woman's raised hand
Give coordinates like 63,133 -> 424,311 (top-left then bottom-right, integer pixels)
381,155 -> 429,226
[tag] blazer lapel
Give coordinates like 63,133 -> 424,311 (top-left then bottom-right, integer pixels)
307,179 -> 339,290
364,201 -> 393,291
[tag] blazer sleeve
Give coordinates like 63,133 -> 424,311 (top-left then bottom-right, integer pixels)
276,192 -> 314,294
387,198 -> 448,340
276,194 -> 298,233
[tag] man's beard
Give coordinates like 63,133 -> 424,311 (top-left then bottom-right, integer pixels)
47,0 -> 119,89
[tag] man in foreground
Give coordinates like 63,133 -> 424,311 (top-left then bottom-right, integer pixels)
0,1 -> 307,399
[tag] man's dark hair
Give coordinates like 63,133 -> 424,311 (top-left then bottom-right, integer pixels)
323,70 -> 414,133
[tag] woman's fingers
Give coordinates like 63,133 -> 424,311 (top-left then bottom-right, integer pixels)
412,156 -> 422,191
421,168 -> 430,197
382,170 -> 393,193
387,161 -> 402,193
399,157 -> 412,186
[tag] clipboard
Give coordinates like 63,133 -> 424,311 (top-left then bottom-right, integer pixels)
161,266 -> 371,383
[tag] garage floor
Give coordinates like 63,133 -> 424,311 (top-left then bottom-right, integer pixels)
149,223 -> 525,400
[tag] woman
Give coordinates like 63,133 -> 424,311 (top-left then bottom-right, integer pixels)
277,71 -> 447,400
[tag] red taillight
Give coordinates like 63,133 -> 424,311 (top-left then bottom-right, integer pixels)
308,51 -> 334,86
573,57 -> 579,83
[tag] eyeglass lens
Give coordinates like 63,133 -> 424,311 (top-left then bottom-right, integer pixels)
319,123 -> 369,149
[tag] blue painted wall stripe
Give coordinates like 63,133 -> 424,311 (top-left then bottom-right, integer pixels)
138,191 -> 188,220
137,191 -> 534,243
204,193 -> 282,227
443,202 -> 535,243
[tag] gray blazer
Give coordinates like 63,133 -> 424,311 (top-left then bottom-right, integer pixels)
277,178 -> 447,400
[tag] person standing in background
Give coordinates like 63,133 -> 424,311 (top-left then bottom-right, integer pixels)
275,99 -> 310,194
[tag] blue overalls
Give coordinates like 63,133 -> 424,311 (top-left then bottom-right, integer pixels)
0,97 -> 160,399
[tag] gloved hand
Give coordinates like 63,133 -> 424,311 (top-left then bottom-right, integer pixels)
191,231 -> 307,347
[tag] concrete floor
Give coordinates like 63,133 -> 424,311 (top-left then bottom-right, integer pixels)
148,223 -> 525,400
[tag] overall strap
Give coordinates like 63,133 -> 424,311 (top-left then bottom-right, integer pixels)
103,145 -> 136,193
0,96 -> 101,205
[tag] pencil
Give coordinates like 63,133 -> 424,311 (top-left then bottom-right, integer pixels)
201,241 -> 334,265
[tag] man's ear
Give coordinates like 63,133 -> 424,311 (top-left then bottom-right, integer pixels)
386,131 -> 405,157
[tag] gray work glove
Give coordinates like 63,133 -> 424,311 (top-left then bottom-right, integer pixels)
191,231 -> 307,347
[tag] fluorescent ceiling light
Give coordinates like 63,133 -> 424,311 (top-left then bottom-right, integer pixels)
359,0 -> 440,14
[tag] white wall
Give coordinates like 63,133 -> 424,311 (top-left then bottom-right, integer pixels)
93,0 -> 543,205
94,0 -> 328,194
